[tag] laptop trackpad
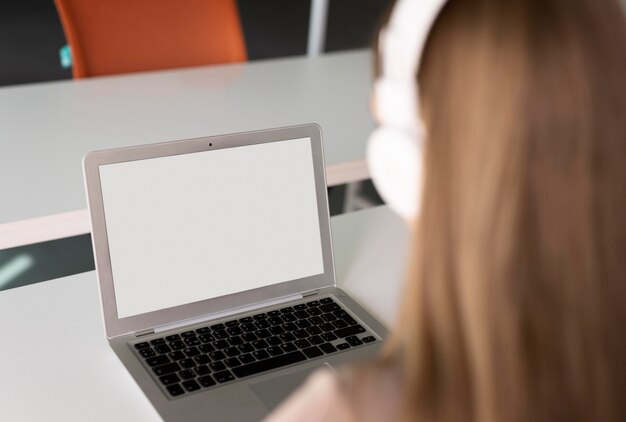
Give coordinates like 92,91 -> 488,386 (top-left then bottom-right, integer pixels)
249,364 -> 328,411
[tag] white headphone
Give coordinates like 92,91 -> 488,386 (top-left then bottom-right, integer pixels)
366,0 -> 449,221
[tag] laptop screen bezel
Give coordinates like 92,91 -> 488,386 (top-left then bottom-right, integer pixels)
83,124 -> 336,339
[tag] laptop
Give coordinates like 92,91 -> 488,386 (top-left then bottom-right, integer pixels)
83,124 -> 387,420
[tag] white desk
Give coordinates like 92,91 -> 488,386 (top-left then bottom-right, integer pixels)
0,50 -> 374,249
0,206 -> 409,421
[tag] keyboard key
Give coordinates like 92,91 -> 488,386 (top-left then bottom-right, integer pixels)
184,337 -> 200,347
179,369 -> 196,380
307,307 -> 322,316
242,333 -> 258,342
255,329 -> 271,339
321,332 -> 337,342
154,344 -> 171,354
195,355 -> 211,365
320,323 -> 335,332
254,320 -> 270,329
199,344 -> 215,354
266,336 -> 282,346
150,338 -> 165,346
153,362 -> 181,376
209,361 -> 226,372
294,329 -> 309,339
231,351 -> 306,378
181,331 -> 196,338
336,343 -> 350,350
319,297 -> 334,304
242,323 -> 257,333
332,320 -> 348,329
363,336 -> 376,343
252,350 -> 270,360
342,315 -> 358,326
302,346 -> 324,359
210,323 -> 226,331
319,303 -> 340,312
294,304 -> 307,311
280,342 -> 297,353
198,375 -> 216,388
308,335 -> 324,345
146,355 -> 170,367
169,351 -> 185,361
306,300 -> 321,307
159,373 -> 180,386
282,322 -> 298,332
294,339 -> 311,349
321,313 -> 337,322
180,358 -> 196,369
195,365 -> 211,376
269,325 -> 286,336
196,327 -> 211,335
182,379 -> 201,392
199,334 -> 215,343
225,357 -> 241,368
183,347 -> 200,358
165,334 -> 181,342
253,313 -> 268,320
209,351 -> 226,361
214,370 -> 236,383
267,310 -> 281,317
239,317 -> 253,324
280,307 -> 294,314
225,320 -> 240,327
296,320 -> 312,329
319,343 -> 337,354
294,310 -> 310,319
225,347 -> 240,357
334,325 -> 366,338
239,353 -> 255,364
279,332 -> 296,342
267,346 -> 284,356
346,336 -> 363,347
227,326 -> 243,336
167,384 -> 185,397
334,309 -> 348,318
309,316 -> 324,325
228,336 -> 244,346
281,313 -> 297,322
238,343 -> 255,354
139,348 -> 156,358
134,342 -> 150,350
252,340 -> 269,350
268,317 -> 284,326
213,330 -> 229,340
214,340 -> 230,349
306,326 -> 322,336
170,341 -> 186,351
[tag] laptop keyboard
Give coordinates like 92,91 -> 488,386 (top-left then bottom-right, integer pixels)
131,297 -> 378,399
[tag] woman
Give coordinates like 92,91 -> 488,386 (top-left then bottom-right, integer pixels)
269,0 -> 626,420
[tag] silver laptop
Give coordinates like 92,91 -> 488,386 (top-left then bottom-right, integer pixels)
83,124 -> 387,421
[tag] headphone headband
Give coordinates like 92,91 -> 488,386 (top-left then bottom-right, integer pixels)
376,0 -> 449,129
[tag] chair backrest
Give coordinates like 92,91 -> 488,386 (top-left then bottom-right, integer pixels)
54,0 -> 247,78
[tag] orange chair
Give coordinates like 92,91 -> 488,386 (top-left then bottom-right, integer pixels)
54,0 -> 247,78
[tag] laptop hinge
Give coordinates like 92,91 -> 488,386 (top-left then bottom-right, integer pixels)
135,328 -> 155,338
302,290 -> 319,298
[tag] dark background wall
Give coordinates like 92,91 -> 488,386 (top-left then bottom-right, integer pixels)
0,0 -> 389,87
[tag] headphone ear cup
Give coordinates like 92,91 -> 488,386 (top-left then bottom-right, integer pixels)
366,126 -> 423,221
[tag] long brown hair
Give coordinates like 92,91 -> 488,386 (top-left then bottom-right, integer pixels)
380,0 -> 626,420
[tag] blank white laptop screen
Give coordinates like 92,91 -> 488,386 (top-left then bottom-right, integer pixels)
98,137 -> 324,319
